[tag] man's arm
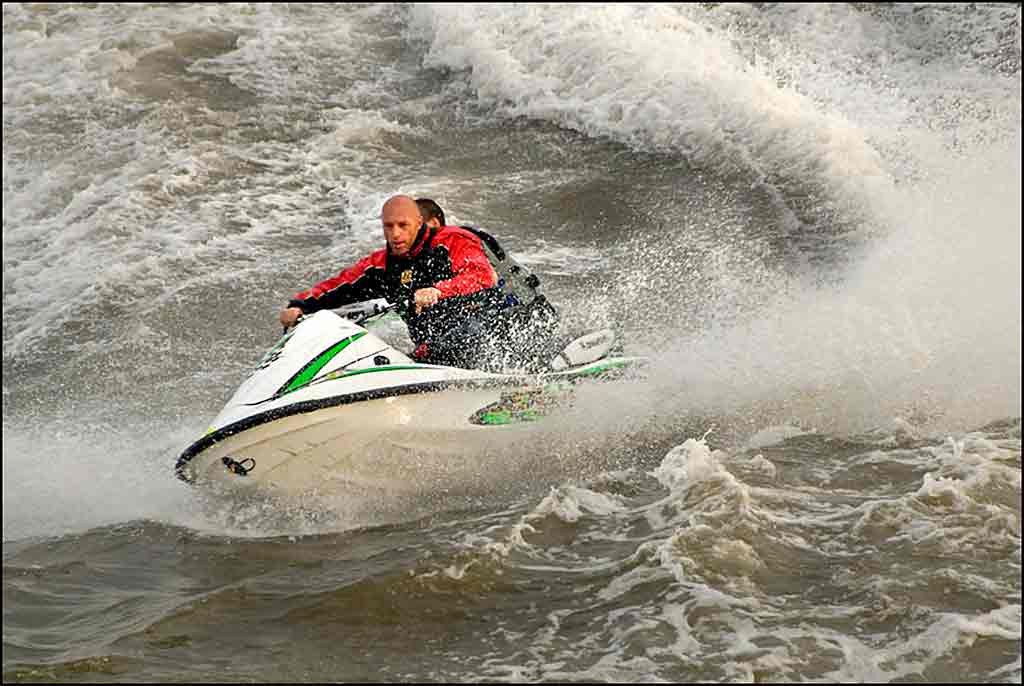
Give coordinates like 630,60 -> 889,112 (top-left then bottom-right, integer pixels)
281,251 -> 387,326
432,233 -> 497,299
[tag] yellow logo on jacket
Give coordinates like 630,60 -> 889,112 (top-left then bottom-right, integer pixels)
400,269 -> 413,285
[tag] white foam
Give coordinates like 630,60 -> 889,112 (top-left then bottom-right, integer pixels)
410,4 -> 896,223
408,3 -> 1021,437
530,485 -> 627,524
744,425 -> 811,450
3,4 -> 422,356
1,416 -> 197,542
651,436 -> 729,492
623,126 -> 1022,437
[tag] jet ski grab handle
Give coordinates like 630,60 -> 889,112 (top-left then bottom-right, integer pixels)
282,299 -> 396,334
333,299 -> 396,325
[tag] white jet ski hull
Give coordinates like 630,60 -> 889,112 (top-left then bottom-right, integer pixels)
175,308 -> 643,501
177,386 -> 580,499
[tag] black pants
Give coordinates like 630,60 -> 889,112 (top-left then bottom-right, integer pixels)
420,298 -> 561,372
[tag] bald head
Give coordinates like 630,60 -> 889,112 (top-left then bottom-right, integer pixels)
381,194 -> 424,257
382,194 -> 419,216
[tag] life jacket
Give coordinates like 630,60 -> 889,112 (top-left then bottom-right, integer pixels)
457,225 -> 553,313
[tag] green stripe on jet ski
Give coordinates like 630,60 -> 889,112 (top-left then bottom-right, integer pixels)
279,332 -> 367,396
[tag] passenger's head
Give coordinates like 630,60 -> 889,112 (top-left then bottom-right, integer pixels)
381,195 -> 423,256
416,197 -> 446,228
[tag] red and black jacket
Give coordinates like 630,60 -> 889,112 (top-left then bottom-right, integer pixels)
288,225 -> 503,347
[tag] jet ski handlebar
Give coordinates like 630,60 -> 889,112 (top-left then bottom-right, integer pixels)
283,299 -> 396,333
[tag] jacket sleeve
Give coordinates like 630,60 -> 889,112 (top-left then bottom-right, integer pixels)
287,252 -> 387,313
433,233 -> 498,299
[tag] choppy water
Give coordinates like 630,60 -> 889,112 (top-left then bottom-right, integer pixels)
3,3 -> 1021,682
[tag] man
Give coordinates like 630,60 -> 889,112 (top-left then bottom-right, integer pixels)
278,194 -> 558,371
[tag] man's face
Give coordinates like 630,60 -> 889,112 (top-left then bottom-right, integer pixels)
381,200 -> 422,256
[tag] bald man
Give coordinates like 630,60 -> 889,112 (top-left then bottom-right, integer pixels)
278,194 -> 515,369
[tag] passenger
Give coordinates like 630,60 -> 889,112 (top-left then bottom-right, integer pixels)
415,197 -> 563,369
415,197 -> 446,229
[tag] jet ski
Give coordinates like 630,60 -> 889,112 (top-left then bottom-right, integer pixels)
174,301 -> 645,499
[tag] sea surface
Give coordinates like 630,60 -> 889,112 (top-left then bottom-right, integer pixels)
3,3 -> 1021,682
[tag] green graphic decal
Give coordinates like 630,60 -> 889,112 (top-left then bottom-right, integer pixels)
475,408 -> 544,426
277,332 -> 367,396
470,386 -> 570,426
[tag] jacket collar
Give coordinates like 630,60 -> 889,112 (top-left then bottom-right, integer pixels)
388,224 -> 434,260
407,224 -> 434,258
